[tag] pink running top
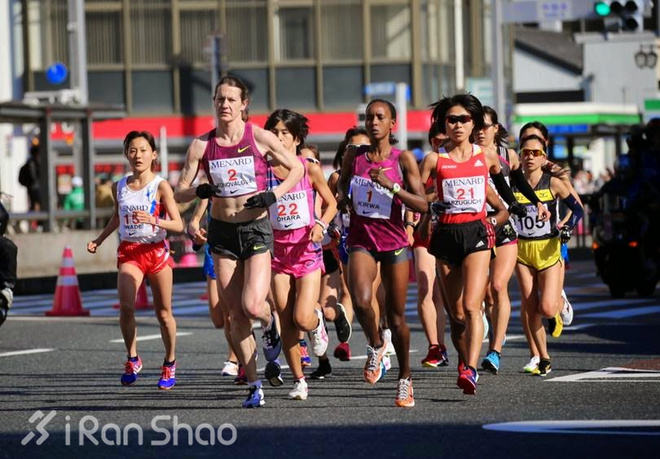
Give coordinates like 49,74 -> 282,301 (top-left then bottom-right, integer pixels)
268,156 -> 316,245
346,148 -> 408,252
201,123 -> 269,197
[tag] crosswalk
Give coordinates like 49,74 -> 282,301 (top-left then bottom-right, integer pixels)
9,274 -> 660,321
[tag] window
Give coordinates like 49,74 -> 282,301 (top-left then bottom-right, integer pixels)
275,67 -> 316,109
230,68 -> 270,112
180,10 -> 217,66
89,71 -> 125,106
130,0 -> 171,66
275,6 -> 315,61
370,3 -> 411,60
131,71 -> 173,113
179,68 -> 213,115
226,1 -> 268,63
321,0 -> 363,61
323,66 -> 363,109
86,11 -> 123,66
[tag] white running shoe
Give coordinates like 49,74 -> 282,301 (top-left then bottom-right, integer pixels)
221,360 -> 239,376
383,329 -> 396,355
482,307 -> 489,342
289,378 -> 308,400
310,309 -> 329,357
523,356 -> 540,373
560,289 -> 574,326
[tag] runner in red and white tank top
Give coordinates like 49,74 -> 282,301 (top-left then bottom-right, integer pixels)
419,94 -> 510,396
88,130 -> 184,391
338,99 -> 427,408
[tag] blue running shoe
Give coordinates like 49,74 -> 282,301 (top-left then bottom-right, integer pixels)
265,359 -> 284,387
262,312 -> 282,362
378,359 -> 388,381
158,363 -> 176,390
121,356 -> 143,386
481,350 -> 500,375
242,385 -> 265,408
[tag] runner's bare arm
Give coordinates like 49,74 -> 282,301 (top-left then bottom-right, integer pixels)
398,150 -> 428,213
88,182 -> 120,252
253,126 -> 303,199
174,138 -> 205,203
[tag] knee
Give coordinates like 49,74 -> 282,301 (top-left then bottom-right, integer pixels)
351,292 -> 372,312
155,308 -> 174,325
491,280 -> 508,298
387,312 -> 406,330
210,314 -> 225,329
294,310 -> 315,332
539,300 -> 555,318
243,300 -> 265,321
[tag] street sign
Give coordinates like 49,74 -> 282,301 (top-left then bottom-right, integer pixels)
364,82 -> 397,96
466,78 -> 494,108
46,63 -> 68,85
538,1 -> 572,21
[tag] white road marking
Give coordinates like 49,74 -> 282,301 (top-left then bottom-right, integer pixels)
547,367 -> 660,383
581,305 -> 660,319
109,331 -> 193,343
0,348 -> 55,358
483,420 -> 660,436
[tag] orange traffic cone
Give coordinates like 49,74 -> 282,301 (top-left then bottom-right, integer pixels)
46,247 -> 90,316
113,280 -> 153,310
176,239 -> 199,268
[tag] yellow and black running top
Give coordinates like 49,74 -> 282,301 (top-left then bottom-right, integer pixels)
512,172 -> 558,240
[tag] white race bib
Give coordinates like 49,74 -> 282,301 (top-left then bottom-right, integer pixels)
515,204 -> 551,238
208,157 -> 257,197
351,176 -> 393,219
269,190 -> 311,231
441,175 -> 486,214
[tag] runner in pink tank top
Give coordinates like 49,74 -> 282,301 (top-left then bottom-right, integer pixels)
173,76 -> 304,408
263,109 -> 337,400
338,99 -> 427,408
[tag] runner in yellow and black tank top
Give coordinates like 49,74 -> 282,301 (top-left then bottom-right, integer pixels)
513,172 -> 561,271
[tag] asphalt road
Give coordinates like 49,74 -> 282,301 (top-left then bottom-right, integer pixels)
1,260 -> 659,458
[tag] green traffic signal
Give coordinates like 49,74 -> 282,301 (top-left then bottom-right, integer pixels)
594,1 -> 611,16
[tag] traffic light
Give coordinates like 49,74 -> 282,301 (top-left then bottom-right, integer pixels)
594,1 -> 649,32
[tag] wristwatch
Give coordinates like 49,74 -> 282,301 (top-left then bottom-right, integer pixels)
391,183 -> 401,194
488,216 -> 497,226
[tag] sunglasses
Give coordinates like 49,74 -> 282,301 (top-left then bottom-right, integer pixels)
521,148 -> 546,158
446,115 -> 472,124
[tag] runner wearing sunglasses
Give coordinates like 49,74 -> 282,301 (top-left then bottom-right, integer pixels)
512,135 -> 583,377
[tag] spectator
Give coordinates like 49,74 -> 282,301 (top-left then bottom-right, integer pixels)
18,141 -> 42,214
63,176 -> 85,229
95,175 -> 114,227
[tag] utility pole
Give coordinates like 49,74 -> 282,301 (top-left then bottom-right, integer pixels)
491,0 -> 506,122
68,0 -> 88,104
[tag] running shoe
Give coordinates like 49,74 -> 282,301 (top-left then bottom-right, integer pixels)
0,287 -> 12,327
364,343 -> 387,384
421,344 -> 449,368
560,289 -> 574,326
310,309 -> 329,357
333,342 -> 351,361
300,340 -> 312,367
457,366 -> 478,395
261,312 -> 282,362
383,329 -> 396,355
310,358 -> 332,379
334,303 -> 352,343
158,363 -> 176,390
531,358 -> 552,377
121,356 -> 143,386
395,377 -> 415,407
457,358 -> 467,374
481,350 -> 501,375
548,312 -> 564,338
221,360 -> 239,377
289,378 -> 309,400
265,359 -> 284,387
523,356 -> 540,373
234,365 -> 247,385
242,385 -> 265,408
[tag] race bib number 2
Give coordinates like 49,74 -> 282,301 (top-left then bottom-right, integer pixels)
208,157 -> 257,197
